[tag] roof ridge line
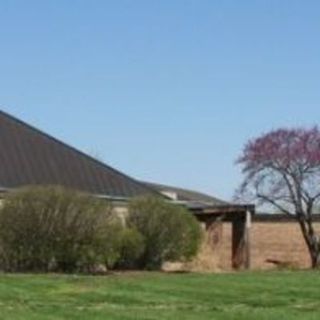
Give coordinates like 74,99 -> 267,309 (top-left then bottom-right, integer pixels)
0,108 -> 160,196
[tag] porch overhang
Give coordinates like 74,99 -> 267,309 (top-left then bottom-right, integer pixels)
189,203 -> 255,270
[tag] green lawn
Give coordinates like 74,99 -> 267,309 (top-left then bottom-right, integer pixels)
0,271 -> 319,319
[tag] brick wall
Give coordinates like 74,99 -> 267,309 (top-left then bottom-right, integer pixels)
216,220 -> 320,270
166,216 -> 320,272
250,221 -> 320,269
190,219 -> 320,271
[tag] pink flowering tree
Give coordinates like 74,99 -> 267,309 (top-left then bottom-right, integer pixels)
237,127 -> 320,268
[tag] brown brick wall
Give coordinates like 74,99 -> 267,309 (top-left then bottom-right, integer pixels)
166,218 -> 320,272
250,221 -> 320,269
218,222 -> 232,270
191,220 -> 320,271
185,221 -> 233,272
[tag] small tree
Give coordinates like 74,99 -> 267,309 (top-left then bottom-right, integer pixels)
237,127 -> 320,268
127,196 -> 201,269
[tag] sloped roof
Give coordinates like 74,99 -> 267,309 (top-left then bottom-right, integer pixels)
0,110 -> 159,199
143,181 -> 229,207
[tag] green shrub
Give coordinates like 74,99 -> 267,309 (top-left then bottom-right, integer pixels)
115,227 -> 145,269
0,186 -> 120,273
127,196 -> 201,269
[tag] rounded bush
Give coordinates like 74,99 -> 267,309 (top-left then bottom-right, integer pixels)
127,196 -> 202,269
0,186 -> 119,273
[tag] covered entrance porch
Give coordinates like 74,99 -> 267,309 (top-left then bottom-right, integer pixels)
190,204 -> 255,270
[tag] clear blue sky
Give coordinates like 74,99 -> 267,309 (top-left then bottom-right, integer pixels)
1,1 -> 320,200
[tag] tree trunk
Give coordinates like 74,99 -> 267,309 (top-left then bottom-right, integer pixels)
296,217 -> 320,269
304,237 -> 320,269
310,250 -> 320,269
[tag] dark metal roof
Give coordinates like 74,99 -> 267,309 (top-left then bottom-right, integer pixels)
0,110 -> 159,199
143,181 -> 229,206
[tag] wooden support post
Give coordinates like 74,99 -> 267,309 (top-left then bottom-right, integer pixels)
232,210 -> 251,270
232,216 -> 245,269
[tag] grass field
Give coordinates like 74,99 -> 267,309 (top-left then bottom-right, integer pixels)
0,271 -> 320,319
